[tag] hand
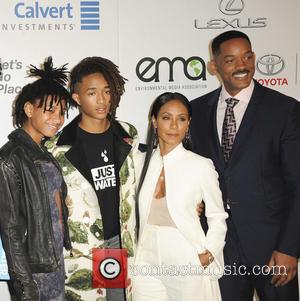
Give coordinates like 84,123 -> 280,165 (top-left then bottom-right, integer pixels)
198,250 -> 214,268
196,201 -> 205,217
267,250 -> 297,287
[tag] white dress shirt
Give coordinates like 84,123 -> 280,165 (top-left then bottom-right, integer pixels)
216,80 -> 255,143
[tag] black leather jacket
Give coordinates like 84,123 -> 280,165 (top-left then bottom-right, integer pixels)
0,129 -> 71,300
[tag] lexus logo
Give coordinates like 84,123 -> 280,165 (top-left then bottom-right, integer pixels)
256,55 -> 285,76
219,0 -> 245,16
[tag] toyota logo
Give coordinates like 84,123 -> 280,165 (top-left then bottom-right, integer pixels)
219,0 -> 245,16
256,55 -> 285,76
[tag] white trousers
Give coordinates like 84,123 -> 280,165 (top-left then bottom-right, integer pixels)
132,224 -> 221,301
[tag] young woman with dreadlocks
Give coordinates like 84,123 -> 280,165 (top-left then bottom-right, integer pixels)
45,57 -> 139,301
0,57 -> 72,301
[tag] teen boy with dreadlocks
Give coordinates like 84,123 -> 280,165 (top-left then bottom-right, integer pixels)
0,57 -> 72,301
46,57 -> 139,301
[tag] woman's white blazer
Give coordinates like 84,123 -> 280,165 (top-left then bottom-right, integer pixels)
137,143 -> 228,279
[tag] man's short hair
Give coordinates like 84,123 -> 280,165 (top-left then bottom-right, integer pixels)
211,30 -> 251,57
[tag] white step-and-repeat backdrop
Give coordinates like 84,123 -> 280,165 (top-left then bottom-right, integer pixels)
0,0 -> 299,299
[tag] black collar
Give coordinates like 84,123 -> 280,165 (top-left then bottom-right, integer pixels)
57,114 -> 132,146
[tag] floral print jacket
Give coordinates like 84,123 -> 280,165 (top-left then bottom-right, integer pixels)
45,115 -> 139,301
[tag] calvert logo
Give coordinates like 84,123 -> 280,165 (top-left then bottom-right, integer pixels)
256,54 -> 288,87
11,1 -> 100,31
80,1 -> 100,30
14,2 -> 73,19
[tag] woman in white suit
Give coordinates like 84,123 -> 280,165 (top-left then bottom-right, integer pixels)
132,92 -> 228,301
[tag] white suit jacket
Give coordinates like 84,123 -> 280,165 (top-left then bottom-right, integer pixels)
138,143 -> 228,278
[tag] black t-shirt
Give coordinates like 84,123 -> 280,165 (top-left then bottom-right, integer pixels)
77,126 -> 120,239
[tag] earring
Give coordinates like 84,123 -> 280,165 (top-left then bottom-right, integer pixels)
184,130 -> 190,145
154,127 -> 158,146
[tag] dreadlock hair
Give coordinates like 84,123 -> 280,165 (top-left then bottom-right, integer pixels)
13,56 -> 71,128
135,92 -> 193,239
69,56 -> 127,118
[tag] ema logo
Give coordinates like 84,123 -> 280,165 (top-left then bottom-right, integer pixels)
80,1 -> 100,30
136,56 -> 206,82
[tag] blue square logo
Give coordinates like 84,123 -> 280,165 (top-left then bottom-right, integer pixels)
80,1 -> 100,30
